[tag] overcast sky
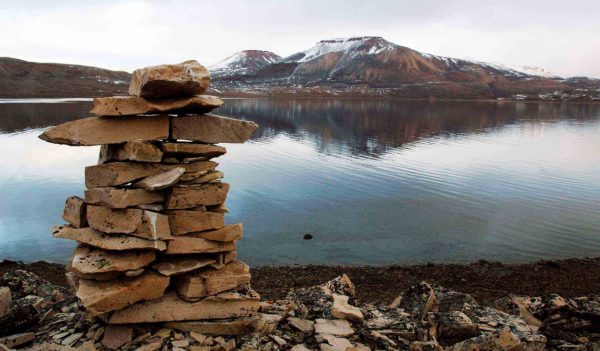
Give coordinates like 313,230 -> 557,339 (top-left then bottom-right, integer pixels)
1,0 -> 598,77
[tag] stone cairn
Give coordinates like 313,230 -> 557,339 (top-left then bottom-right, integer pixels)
39,60 -> 262,331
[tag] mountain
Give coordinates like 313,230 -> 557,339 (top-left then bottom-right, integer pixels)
209,50 -> 281,79
0,57 -> 130,98
209,36 -> 600,101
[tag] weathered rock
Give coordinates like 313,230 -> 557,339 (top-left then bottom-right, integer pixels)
290,345 -> 311,351
133,167 -> 185,190
136,203 -> 164,211
168,210 -> 224,235
314,319 -> 354,337
92,95 -> 223,116
319,335 -> 352,351
85,187 -> 164,209
86,205 -> 171,240
166,183 -> 229,209
170,114 -> 258,144
393,281 -> 437,321
176,171 -> 224,187
174,261 -> 251,299
52,225 -> 167,251
161,142 -> 226,158
166,316 -> 261,335
152,256 -> 216,276
103,289 -> 260,324
71,245 -> 156,273
433,285 -> 478,312
331,294 -> 364,323
0,287 -> 10,319
287,317 -> 315,333
85,161 -> 216,188
76,270 -> 169,314
102,326 -> 133,350
167,236 -> 235,255
447,326 -> 544,351
62,196 -> 88,228
39,115 -> 169,146
129,60 -> 210,98
287,274 -> 355,319
435,311 -> 479,345
185,224 -> 243,242
0,332 -> 35,348
99,141 -> 163,163
61,332 -> 83,346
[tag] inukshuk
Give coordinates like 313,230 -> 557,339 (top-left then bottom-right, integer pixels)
39,60 -> 262,332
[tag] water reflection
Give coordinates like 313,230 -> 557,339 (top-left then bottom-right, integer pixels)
1,99 -> 600,265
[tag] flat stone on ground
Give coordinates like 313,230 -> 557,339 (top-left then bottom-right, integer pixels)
85,161 -> 217,188
168,210 -> 224,235
165,316 -> 261,336
102,326 -> 133,350
288,317 -> 315,333
71,244 -> 156,273
62,196 -> 87,228
167,236 -> 235,255
87,205 -> 171,240
152,256 -> 216,276
134,167 -> 185,190
186,224 -> 243,242
92,95 -> 223,116
165,182 -> 229,209
0,287 -> 10,318
314,319 -> 354,337
331,294 -> 364,323
85,187 -> 164,209
161,142 -> 226,158
38,115 -> 169,146
170,114 -> 258,144
174,261 -> 251,299
99,141 -> 163,163
104,289 -> 260,324
129,60 -> 210,98
52,225 -> 167,251
76,270 -> 169,314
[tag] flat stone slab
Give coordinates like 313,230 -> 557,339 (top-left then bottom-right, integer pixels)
314,319 -> 354,337
152,256 -> 216,276
85,161 -> 217,188
168,210 -> 224,235
186,224 -> 243,242
62,196 -> 87,228
87,205 -> 171,240
161,142 -> 226,158
85,187 -> 164,209
103,289 -> 260,324
166,236 -> 235,255
165,316 -> 261,336
0,287 -> 10,319
77,270 -> 169,315
99,141 -> 163,163
175,261 -> 251,299
38,115 -> 169,146
134,167 -> 185,190
165,182 -> 229,209
52,225 -> 167,251
170,114 -> 258,143
176,171 -> 224,187
129,60 -> 210,98
92,95 -> 223,116
71,244 -> 156,274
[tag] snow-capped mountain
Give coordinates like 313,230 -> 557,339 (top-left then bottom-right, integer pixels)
209,50 -> 281,78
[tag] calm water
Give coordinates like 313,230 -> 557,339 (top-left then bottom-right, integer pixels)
1,98 -> 599,265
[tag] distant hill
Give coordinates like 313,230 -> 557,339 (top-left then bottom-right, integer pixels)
0,57 -> 130,98
209,50 -> 281,79
208,36 -> 600,101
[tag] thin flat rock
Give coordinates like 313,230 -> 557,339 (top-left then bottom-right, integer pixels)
170,114 -> 258,144
87,205 -> 171,240
92,95 -> 223,116
161,142 -> 226,158
99,141 -> 163,163
167,236 -> 235,255
133,167 -> 185,190
52,225 -> 167,251
174,261 -> 251,299
165,182 -> 229,209
104,289 -> 260,324
38,115 -> 169,146
177,171 -> 224,187
71,244 -> 156,274
129,60 -> 211,98
85,187 -> 164,209
186,224 -> 243,242
152,256 -> 216,276
165,316 -> 261,336
168,210 -> 224,235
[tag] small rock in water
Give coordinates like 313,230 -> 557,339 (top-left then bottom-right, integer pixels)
303,234 -> 313,240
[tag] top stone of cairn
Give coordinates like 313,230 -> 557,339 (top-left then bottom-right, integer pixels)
129,60 -> 211,99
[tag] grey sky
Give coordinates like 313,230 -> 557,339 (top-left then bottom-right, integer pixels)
1,0 -> 598,77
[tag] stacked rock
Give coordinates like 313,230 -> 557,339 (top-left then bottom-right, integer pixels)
39,60 -> 262,332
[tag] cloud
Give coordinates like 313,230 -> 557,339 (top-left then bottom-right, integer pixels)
0,0 -> 598,77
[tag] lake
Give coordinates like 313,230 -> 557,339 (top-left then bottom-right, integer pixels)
1,98 -> 599,265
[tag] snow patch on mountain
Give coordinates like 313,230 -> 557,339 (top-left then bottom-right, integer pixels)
209,50 -> 281,76
289,37 -> 396,63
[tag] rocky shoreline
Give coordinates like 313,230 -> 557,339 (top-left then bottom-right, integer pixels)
1,257 -> 599,350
